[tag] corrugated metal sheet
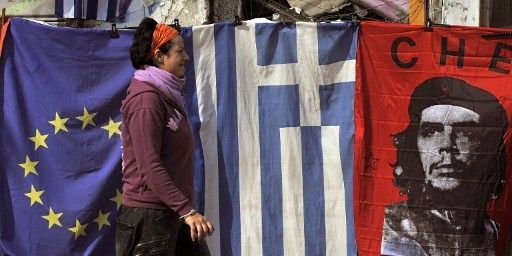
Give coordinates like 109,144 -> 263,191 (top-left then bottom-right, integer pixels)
287,0 -> 408,21
351,0 -> 408,21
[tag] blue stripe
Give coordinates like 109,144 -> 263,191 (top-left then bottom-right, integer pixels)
74,0 -> 82,18
55,0 -> 63,17
255,23 -> 298,66
182,27 -> 206,214
106,0 -> 117,22
86,0 -> 98,20
258,85 -> 300,256
214,22 -> 241,256
317,22 -> 358,64
301,126 -> 326,255
320,82 -> 357,255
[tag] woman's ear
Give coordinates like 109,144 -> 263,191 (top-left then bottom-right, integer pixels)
154,50 -> 164,64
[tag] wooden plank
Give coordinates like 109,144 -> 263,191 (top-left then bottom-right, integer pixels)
491,0 -> 512,28
409,0 -> 425,25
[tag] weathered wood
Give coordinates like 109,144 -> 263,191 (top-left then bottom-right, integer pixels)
490,0 -> 512,28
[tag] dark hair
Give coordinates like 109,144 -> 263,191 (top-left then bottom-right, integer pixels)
393,76 -> 509,201
129,18 -> 176,69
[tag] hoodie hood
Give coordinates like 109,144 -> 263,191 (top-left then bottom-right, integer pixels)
121,78 -> 184,114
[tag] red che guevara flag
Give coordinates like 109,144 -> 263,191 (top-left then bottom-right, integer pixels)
355,21 -> 512,256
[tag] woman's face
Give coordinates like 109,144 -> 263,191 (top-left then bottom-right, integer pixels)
157,35 -> 189,77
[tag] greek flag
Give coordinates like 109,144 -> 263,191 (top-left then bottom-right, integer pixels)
55,0 -> 138,21
186,20 -> 358,256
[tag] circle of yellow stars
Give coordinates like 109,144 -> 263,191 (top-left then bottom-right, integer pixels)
18,108 -> 123,240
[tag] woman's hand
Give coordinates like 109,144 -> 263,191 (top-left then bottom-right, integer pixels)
184,213 -> 214,241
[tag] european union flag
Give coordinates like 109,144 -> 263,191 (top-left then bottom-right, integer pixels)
0,18 -> 133,255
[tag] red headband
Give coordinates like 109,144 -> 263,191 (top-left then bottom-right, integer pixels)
147,24 -> 180,60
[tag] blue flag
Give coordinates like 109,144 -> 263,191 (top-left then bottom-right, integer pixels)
0,18 -> 133,255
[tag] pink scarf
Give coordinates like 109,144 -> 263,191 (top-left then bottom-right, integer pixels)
134,65 -> 187,114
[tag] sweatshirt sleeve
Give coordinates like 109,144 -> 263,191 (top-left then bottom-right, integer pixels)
127,105 -> 194,216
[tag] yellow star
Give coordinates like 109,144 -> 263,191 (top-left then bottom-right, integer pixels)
94,211 -> 111,231
110,189 -> 122,209
101,117 -> 121,139
76,108 -> 97,129
29,129 -> 49,150
18,156 -> 38,177
24,185 -> 44,206
68,219 -> 87,240
42,207 -> 63,229
49,112 -> 69,134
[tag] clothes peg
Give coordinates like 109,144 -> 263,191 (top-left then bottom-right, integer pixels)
110,23 -> 119,38
234,15 -> 242,26
423,18 -> 433,32
173,19 -> 181,32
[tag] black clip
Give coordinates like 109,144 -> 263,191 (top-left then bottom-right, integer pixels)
423,18 -> 433,32
173,19 -> 181,32
234,15 -> 242,26
351,15 -> 361,24
110,23 -> 119,38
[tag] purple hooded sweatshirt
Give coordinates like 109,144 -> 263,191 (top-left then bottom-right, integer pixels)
120,78 -> 194,217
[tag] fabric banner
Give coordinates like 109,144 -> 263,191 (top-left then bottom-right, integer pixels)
1,18 -> 358,255
355,21 -> 512,255
54,0 -> 136,22
0,18 -> 133,255
1,0 -> 140,22
190,21 -> 358,256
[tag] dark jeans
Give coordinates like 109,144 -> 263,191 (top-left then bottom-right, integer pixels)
116,205 -> 210,256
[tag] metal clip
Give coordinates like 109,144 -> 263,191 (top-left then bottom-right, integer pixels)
173,19 -> 181,32
423,18 -> 433,32
234,15 -> 242,26
111,23 -> 119,38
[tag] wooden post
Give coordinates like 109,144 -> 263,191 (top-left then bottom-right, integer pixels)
409,0 -> 425,25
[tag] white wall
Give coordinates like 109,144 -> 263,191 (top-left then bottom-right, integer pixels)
436,0 -> 480,26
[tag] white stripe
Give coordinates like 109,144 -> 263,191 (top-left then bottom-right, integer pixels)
96,0 -> 109,21
320,59 -> 356,85
280,127 -> 305,256
256,59 -> 355,86
321,126 -> 347,256
82,0 -> 87,18
256,64 -> 301,85
192,24 -> 221,256
236,22 -> 263,256
296,23 -> 321,126
63,0 -> 75,18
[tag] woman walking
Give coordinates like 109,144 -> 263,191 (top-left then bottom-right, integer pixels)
116,17 -> 213,256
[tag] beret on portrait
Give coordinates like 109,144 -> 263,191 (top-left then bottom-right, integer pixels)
407,76 -> 508,133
